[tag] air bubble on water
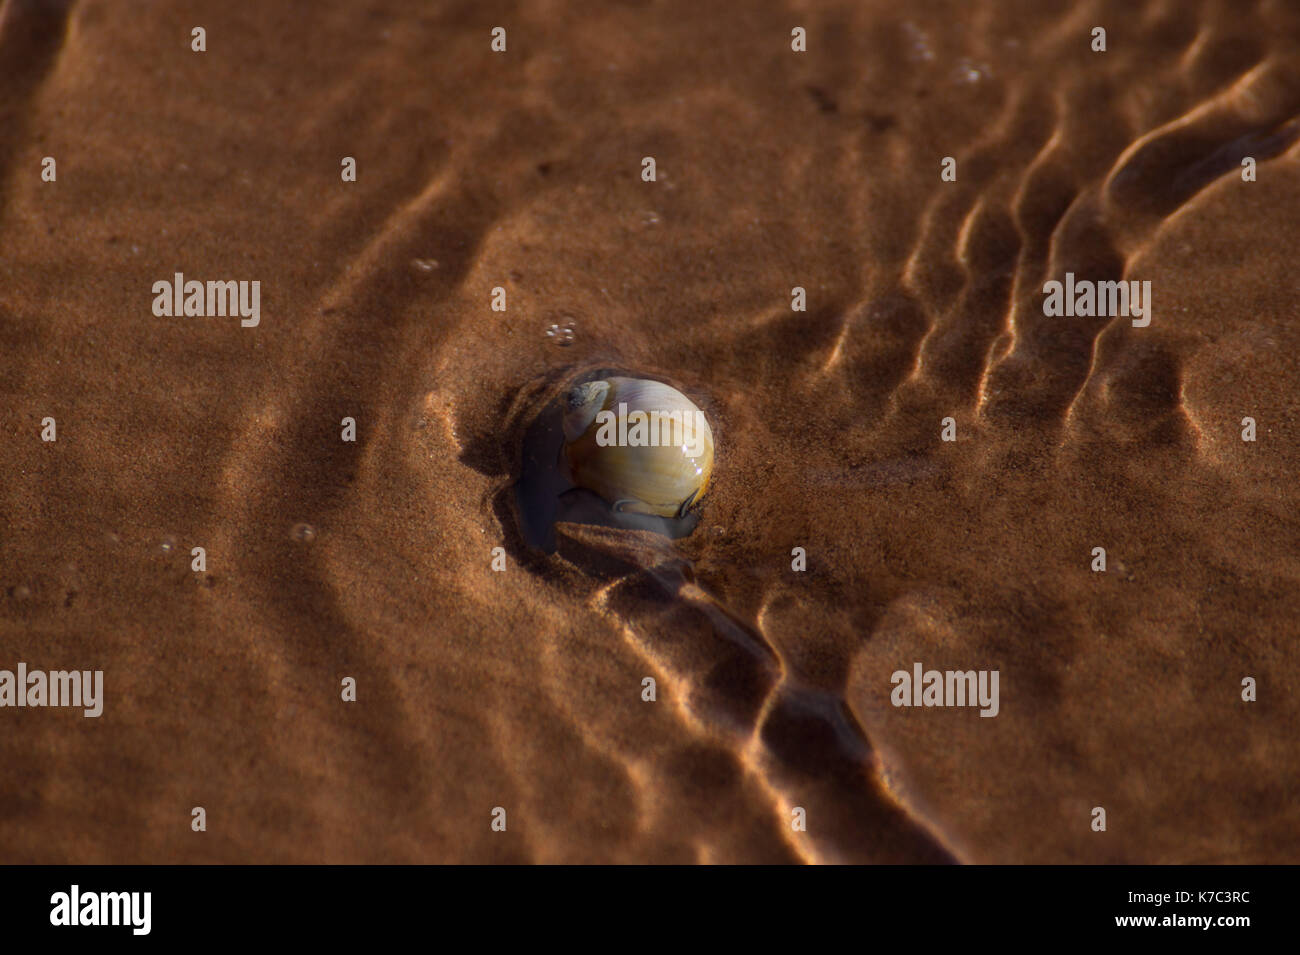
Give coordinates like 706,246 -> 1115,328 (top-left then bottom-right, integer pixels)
291,523 -> 317,543
903,22 -> 934,62
545,320 -> 576,347
956,58 -> 990,83
411,258 -> 439,272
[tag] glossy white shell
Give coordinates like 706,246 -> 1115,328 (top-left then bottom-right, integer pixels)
562,377 -> 714,517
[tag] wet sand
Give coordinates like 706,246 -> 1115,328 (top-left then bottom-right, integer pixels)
1,0 -> 1298,863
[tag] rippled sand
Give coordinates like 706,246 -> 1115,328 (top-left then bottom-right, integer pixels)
2,0 -> 1298,863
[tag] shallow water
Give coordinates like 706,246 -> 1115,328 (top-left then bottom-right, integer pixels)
1,0 -> 1298,862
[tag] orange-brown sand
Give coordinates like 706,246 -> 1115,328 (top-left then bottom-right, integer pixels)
2,0 -> 1298,863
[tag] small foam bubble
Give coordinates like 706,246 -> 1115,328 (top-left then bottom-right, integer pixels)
903,22 -> 934,62
546,320 -> 576,347
955,58 -> 990,84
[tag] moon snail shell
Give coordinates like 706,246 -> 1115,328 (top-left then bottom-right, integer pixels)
561,377 -> 715,518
